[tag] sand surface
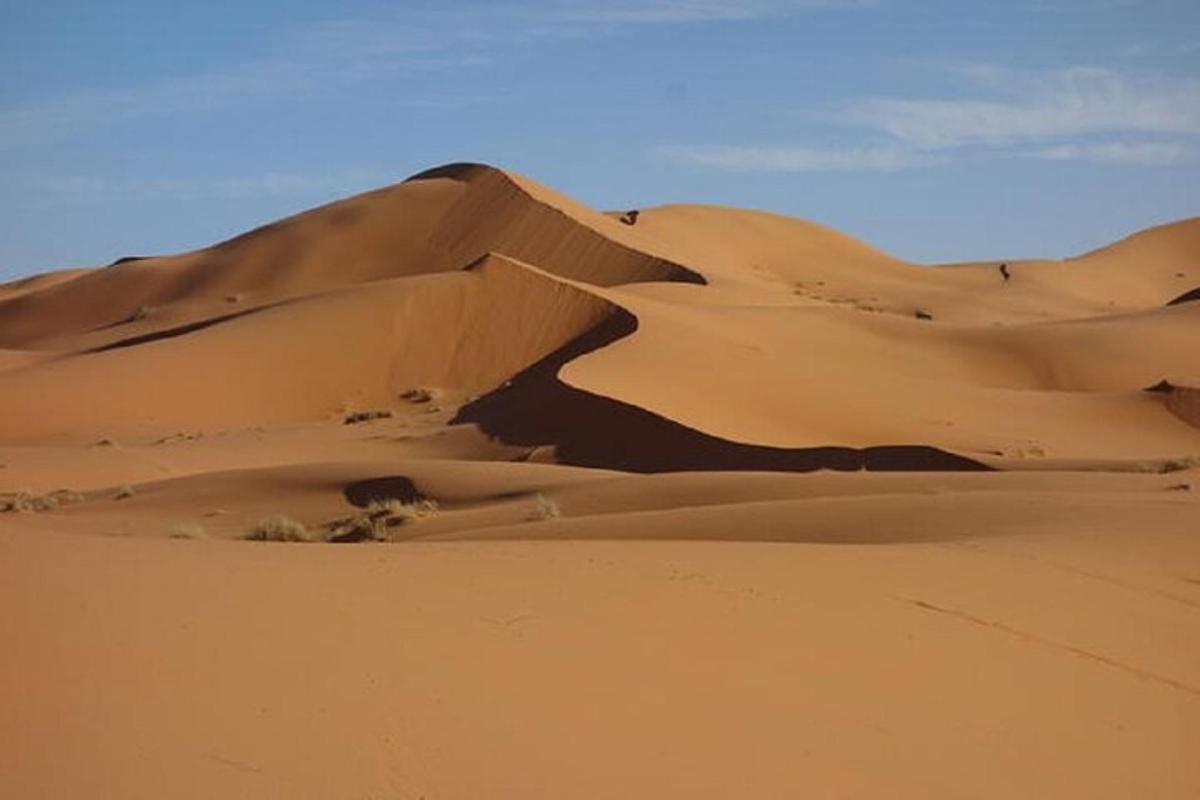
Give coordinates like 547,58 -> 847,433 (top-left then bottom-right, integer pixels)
1,162 -> 1197,797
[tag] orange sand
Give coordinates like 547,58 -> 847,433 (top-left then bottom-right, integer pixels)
1,163 -> 1197,798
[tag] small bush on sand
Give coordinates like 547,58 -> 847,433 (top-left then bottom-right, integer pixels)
1136,455 -> 1200,474
1162,455 -> 1200,473
365,497 -> 439,521
528,493 -> 561,522
169,522 -> 207,539
245,515 -> 315,542
114,484 -> 135,500
389,498 -> 439,524
1,491 -> 37,512
49,489 -> 85,505
329,498 -> 439,543
128,305 -> 153,322
1,489 -> 85,512
344,409 -> 392,425
401,387 -> 438,404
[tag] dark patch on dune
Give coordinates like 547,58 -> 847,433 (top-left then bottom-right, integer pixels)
406,162 -> 497,183
452,312 -> 991,474
343,476 -> 423,507
1167,287 -> 1200,306
86,308 -> 259,353
108,256 -> 154,267
1145,380 -> 1176,394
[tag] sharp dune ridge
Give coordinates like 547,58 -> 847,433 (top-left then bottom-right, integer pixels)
2,161 -> 1199,798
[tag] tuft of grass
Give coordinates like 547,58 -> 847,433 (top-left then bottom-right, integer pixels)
169,522 -> 207,539
401,387 -> 437,404
114,484 -> 135,500
329,514 -> 386,543
388,498 -> 440,524
344,409 -> 392,425
1136,455 -> 1200,474
1,489 -> 85,513
330,498 -> 440,543
128,305 -> 153,322
528,493 -> 561,522
49,489 -> 85,505
1162,455 -> 1200,473
245,515 -> 316,542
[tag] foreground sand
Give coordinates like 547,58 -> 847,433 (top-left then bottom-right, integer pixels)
1,162 -> 1198,797
3,522 -> 1198,798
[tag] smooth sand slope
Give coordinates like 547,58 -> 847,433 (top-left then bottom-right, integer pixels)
1,162 -> 1198,798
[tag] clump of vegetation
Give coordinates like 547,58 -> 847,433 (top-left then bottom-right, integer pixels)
328,498 -> 440,543
169,522 -> 207,539
1,488 -> 86,513
528,493 -> 561,522
1162,455 -> 1200,473
1137,455 -> 1200,474
401,387 -> 438,404
245,515 -> 314,542
114,484 -> 135,500
1165,483 -> 1192,492
915,309 -> 933,321
344,409 -> 393,425
128,305 -> 153,322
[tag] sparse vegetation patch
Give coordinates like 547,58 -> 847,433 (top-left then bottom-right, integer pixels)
1,488 -> 85,513
528,493 -> 561,522
344,409 -> 392,425
245,515 -> 314,542
169,522 -> 207,539
328,498 -> 440,543
401,388 -> 438,404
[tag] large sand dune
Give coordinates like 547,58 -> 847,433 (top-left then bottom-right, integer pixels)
1,162 -> 1197,798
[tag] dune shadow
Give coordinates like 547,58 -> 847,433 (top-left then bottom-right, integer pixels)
452,311 -> 991,473
1167,287 -> 1200,306
85,308 -> 261,353
343,476 -> 423,507
108,255 -> 155,267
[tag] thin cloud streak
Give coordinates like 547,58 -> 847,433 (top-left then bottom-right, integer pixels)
0,1 -> 873,150
662,144 -> 936,171
555,0 -> 875,23
1026,140 -> 1196,165
666,64 -> 1200,173
846,67 -> 1200,149
26,169 -> 399,204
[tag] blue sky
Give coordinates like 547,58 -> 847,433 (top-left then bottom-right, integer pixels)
2,0 -> 1198,279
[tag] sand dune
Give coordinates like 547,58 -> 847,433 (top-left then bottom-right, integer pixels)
1,162 -> 1197,798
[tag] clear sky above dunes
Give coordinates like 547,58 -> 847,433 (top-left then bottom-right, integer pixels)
1,0 -> 1198,278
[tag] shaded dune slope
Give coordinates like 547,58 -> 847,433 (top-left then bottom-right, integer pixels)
0,163 -> 699,349
0,255 -> 613,441
0,161 -> 1195,471
452,310 -> 989,473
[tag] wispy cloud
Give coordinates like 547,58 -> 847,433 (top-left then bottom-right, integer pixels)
661,144 -> 935,171
26,169 -> 396,204
666,64 -> 1200,172
845,67 -> 1200,149
552,0 -> 874,24
0,1 -> 873,150
1026,140 -> 1196,164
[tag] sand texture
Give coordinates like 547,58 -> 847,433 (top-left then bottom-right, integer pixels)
1,163 -> 1198,798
